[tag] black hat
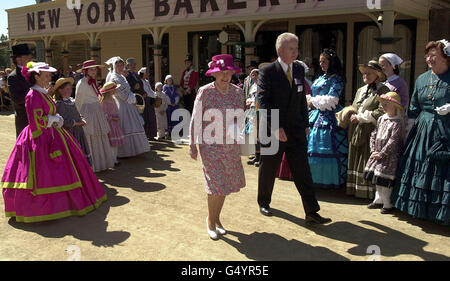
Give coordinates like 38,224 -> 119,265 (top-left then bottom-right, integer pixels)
11,44 -> 32,57
247,60 -> 258,68
185,54 -> 193,62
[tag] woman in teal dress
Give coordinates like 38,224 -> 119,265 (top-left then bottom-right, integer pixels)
307,49 -> 348,188
391,40 -> 450,225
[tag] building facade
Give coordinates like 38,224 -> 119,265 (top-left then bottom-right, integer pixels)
6,0 -> 448,102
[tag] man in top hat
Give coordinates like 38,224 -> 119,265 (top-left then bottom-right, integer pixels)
8,43 -> 33,137
179,54 -> 198,114
125,57 -> 144,95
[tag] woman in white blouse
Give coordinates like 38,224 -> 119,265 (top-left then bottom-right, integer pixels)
105,57 -> 150,157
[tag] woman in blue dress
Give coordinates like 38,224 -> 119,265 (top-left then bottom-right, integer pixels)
307,49 -> 348,188
391,40 -> 450,225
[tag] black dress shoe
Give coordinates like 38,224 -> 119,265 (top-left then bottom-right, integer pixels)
380,207 -> 395,214
247,158 -> 256,165
259,206 -> 272,216
305,213 -> 332,225
367,202 -> 383,209
254,161 -> 260,167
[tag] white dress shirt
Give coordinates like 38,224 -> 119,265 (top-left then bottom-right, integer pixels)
277,57 -> 293,78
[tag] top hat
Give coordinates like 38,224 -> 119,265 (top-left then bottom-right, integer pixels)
377,91 -> 403,111
12,44 -> 32,57
185,54 -> 193,62
205,54 -> 242,76
358,60 -> 385,81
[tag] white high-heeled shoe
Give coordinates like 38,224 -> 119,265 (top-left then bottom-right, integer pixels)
206,217 -> 218,240
216,226 -> 227,235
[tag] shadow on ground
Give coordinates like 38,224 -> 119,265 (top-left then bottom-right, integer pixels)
221,230 -> 349,261
270,208 -> 449,261
8,185 -> 131,247
97,141 -> 181,193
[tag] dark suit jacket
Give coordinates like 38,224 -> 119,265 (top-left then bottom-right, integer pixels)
126,71 -> 145,95
257,60 -> 308,142
7,66 -> 30,136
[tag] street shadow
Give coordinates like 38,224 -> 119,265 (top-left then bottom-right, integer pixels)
314,187 -> 371,206
8,184 -> 131,248
391,210 -> 450,237
221,230 -> 349,261
271,208 -> 449,261
98,146 -> 181,193
149,139 -> 184,152
0,110 -> 13,116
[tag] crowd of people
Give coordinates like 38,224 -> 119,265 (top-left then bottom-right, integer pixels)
0,34 -> 448,239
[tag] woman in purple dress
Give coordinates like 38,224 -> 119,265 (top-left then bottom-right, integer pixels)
379,54 -> 410,116
189,54 -> 246,240
163,75 -> 180,138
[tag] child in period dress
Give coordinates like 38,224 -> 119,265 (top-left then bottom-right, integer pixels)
53,77 -> 92,166
154,82 -> 169,140
99,82 -> 125,166
363,92 -> 404,214
163,75 -> 180,138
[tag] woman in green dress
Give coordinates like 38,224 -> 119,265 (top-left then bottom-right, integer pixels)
391,40 -> 450,225
346,61 -> 390,199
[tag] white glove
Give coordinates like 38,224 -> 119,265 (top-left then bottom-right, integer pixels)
55,114 -> 64,128
435,103 -> 450,116
47,115 -> 60,128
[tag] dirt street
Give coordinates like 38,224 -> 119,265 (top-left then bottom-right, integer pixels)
0,111 -> 448,261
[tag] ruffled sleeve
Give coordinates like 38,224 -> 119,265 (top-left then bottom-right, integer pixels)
310,76 -> 343,111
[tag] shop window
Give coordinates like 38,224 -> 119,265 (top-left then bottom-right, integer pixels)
353,20 -> 416,99
296,24 -> 347,84
188,31 -> 221,87
142,33 -> 169,86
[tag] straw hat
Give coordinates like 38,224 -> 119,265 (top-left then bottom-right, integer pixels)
377,91 -> 403,111
358,60 -> 385,81
100,81 -> 120,94
52,77 -> 74,95
77,60 -> 105,73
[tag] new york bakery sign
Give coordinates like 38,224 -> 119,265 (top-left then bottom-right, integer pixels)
9,0 -> 374,37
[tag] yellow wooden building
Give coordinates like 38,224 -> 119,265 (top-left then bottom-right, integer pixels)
5,0 -> 450,101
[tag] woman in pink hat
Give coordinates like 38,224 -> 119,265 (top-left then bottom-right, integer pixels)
1,62 -> 107,222
75,60 -> 115,172
189,54 -> 246,240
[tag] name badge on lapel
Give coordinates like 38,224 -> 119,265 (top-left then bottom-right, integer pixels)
294,78 -> 303,93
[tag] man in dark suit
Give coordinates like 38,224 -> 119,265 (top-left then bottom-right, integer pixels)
256,33 -> 331,225
7,44 -> 33,138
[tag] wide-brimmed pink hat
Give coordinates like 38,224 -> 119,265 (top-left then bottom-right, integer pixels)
205,54 -> 241,76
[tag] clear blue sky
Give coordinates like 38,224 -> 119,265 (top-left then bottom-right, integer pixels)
1,1 -> 37,38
